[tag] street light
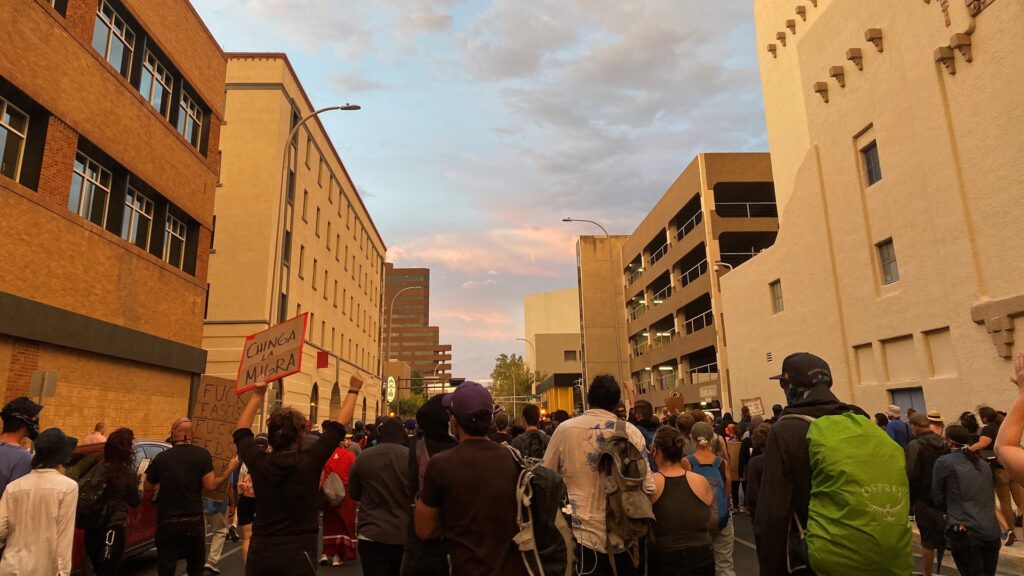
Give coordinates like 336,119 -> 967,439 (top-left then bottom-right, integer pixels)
268,104 -> 361,325
516,337 -> 537,398
563,217 -> 624,410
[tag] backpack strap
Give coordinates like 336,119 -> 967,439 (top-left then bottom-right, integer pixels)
779,414 -> 817,424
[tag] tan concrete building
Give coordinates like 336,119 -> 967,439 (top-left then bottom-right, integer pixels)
203,54 -> 386,427
524,288 -> 583,413
622,154 -> 777,413
721,0 -> 1024,419
383,264 -> 452,390
576,235 -> 631,395
0,0 -> 224,440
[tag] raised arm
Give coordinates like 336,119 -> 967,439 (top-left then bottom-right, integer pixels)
996,353 -> 1024,480
333,374 -> 364,426
236,378 -> 268,432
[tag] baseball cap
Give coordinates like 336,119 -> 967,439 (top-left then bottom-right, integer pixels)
1,397 -> 43,440
442,381 -> 493,420
769,353 -> 833,388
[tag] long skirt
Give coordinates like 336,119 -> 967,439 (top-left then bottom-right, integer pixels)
322,498 -> 357,560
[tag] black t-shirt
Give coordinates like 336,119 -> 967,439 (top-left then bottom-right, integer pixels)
420,438 -> 527,576
233,422 -> 343,537
145,444 -> 214,523
488,431 -> 510,444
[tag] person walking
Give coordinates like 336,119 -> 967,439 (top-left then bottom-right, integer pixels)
83,427 -> 141,576
542,375 -> 654,575
736,415 -> 763,512
683,422 -> 734,576
400,394 -> 458,576
0,397 -> 42,499
145,418 -> 238,576
349,418 -> 413,576
232,373 -> 362,575
234,433 -> 266,566
320,437 -> 357,566
743,423 -> 770,523
415,381 -> 527,575
509,404 -> 549,459
202,488 -> 233,574
972,405 -> 1021,544
906,413 -> 949,576
488,412 -> 511,444
0,427 -> 78,574
648,427 -> 715,576
885,404 -> 912,448
934,425 -> 1002,576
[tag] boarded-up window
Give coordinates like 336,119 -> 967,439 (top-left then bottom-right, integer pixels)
854,343 -> 878,385
882,335 -> 917,383
924,327 -> 958,378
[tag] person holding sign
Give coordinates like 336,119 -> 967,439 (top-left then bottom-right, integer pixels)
233,372 -> 364,575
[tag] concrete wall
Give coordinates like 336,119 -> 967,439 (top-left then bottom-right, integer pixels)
523,288 -> 580,370
578,235 -> 630,388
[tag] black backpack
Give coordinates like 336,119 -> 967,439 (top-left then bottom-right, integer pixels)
76,461 -> 110,531
911,439 -> 948,508
520,430 -> 548,460
507,447 -> 575,576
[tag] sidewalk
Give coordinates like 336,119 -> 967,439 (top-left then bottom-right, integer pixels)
912,525 -> 1024,575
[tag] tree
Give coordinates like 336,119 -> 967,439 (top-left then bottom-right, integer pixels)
489,353 -> 546,413
397,394 -> 426,419
410,371 -> 424,397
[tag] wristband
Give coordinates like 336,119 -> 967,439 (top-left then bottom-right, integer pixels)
347,390 -> 359,395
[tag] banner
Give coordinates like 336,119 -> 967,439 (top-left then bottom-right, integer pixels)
665,392 -> 685,414
741,396 -> 765,417
192,375 -> 250,499
235,313 -> 308,394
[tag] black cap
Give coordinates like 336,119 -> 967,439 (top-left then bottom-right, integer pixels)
1,397 -> 43,440
31,428 -> 77,468
769,353 -> 833,388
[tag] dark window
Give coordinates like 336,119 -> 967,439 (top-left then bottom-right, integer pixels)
48,0 -> 69,16
877,239 -> 899,284
176,91 -> 203,149
92,0 -> 135,79
862,141 -> 882,186
770,280 -> 784,313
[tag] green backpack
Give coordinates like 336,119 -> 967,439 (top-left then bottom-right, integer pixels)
783,412 -> 912,576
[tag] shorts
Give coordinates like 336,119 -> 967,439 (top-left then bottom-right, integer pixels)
915,501 -> 946,550
237,495 -> 256,526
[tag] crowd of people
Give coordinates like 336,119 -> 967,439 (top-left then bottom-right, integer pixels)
2,352 -> 1024,575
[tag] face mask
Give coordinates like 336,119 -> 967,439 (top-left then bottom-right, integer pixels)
783,383 -> 806,405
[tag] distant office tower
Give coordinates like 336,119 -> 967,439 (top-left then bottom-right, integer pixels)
383,264 -> 452,394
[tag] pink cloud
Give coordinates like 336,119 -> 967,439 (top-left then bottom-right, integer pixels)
432,306 -> 516,342
388,226 -> 577,277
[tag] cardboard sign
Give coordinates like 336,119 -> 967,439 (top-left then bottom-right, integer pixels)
741,397 -> 765,417
236,313 -> 308,394
665,392 -> 685,414
192,375 -> 250,499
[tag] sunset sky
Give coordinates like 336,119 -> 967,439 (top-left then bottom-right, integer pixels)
192,0 -> 769,380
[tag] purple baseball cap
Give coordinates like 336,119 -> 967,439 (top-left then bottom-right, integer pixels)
442,381 -> 493,419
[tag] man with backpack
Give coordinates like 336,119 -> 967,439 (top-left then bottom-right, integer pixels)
906,412 -> 948,576
511,404 -> 549,459
886,404 -> 912,449
757,353 -> 911,576
543,375 -> 654,576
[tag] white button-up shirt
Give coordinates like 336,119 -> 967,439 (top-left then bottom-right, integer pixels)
542,409 -> 655,553
0,468 -> 79,575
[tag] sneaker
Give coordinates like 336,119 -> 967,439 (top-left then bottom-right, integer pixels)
1017,515 -> 1023,528
332,554 -> 343,567
1005,531 -> 1016,546
227,524 -> 239,542
319,554 -> 330,565
204,565 -> 221,575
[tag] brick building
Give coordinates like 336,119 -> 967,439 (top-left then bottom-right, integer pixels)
383,264 -> 452,395
0,0 -> 224,440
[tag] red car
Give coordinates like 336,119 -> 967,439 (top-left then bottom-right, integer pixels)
67,439 -> 170,574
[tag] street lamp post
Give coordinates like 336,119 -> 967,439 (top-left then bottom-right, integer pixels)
515,337 -> 536,395
268,104 -> 361,326
385,286 -> 423,411
563,217 -> 624,410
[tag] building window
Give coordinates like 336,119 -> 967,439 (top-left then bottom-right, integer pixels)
862,141 -> 882,186
176,92 -> 203,149
318,159 -> 325,187
326,221 -> 331,249
0,97 -> 29,181
163,214 -> 187,269
92,0 -> 135,79
48,0 -> 69,16
564,350 -> 577,362
315,207 -> 321,236
334,280 -> 338,307
877,239 -> 900,285
68,152 -> 112,227
313,259 -> 318,289
298,245 -> 305,278
770,280 -> 784,314
335,234 -> 340,260
302,191 -> 308,221
121,185 -> 153,250
309,383 -> 319,422
323,270 -> 328,300
138,50 -> 173,119
282,229 -> 292,265
305,134 -> 312,168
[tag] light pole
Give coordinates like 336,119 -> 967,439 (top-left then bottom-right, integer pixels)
268,104 -> 361,325
516,337 -> 537,397
563,217 -> 624,409
385,286 -> 423,413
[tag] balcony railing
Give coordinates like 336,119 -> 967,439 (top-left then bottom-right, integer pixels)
683,309 -> 714,335
675,211 -> 703,241
716,201 -> 778,218
679,259 -> 709,288
652,284 -> 672,305
631,340 -> 650,357
627,267 -> 644,285
638,378 -> 653,394
687,362 -> 719,385
648,242 -> 669,267
719,249 -> 763,268
656,371 -> 678,390
652,329 -> 676,349
630,302 -> 647,322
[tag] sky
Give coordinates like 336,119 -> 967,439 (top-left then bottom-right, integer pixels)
191,0 -> 769,381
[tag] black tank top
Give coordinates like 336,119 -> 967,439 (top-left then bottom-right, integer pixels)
652,473 -> 712,552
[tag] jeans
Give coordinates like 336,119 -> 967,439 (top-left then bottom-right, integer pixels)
84,525 -> 126,576
399,538 -> 450,576
712,517 -> 736,576
947,526 -> 1000,576
205,510 -> 229,568
156,517 -> 206,576
650,545 -> 714,576
993,468 -> 1023,531
247,533 -> 319,576
574,544 -> 646,576
360,540 -> 404,576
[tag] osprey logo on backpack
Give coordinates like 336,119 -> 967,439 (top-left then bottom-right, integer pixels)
507,446 -> 575,576
597,420 -> 655,569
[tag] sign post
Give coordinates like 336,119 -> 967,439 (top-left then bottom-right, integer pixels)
192,375 -> 250,498
29,370 -> 58,406
235,313 -> 308,394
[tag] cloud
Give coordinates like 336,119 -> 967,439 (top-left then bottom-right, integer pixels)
388,227 -> 577,277
461,279 -> 498,290
432,306 -> 516,342
329,72 -> 395,94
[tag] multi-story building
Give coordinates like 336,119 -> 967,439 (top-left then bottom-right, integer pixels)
721,0 -> 1023,419
622,153 -> 777,413
383,264 -> 452,393
0,0 -> 223,439
203,54 -> 386,426
524,288 -> 583,413
576,235 -> 631,394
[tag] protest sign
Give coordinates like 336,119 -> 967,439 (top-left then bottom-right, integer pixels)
741,396 -> 765,417
192,375 -> 250,499
235,312 -> 308,394
665,392 -> 685,414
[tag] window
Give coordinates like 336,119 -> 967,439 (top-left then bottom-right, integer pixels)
309,313 -> 314,340
315,207 -> 321,236
318,159 -> 325,187
334,280 -> 338,307
321,321 -> 325,345
48,0 -> 69,16
326,222 -> 331,249
302,191 -> 308,221
163,214 -> 187,269
312,259 -> 318,289
770,280 -> 784,314
68,152 -> 111,227
564,350 -> 577,362
92,0 -> 134,78
862,141 -> 882,186
305,134 -> 312,168
138,50 -> 173,119
121,185 -> 153,250
298,245 -> 305,278
176,92 -> 203,149
309,383 -> 319,422
323,270 -> 328,300
335,234 -> 340,260
0,97 -> 29,181
344,246 -> 349,269
282,229 -> 292,265
877,239 -> 900,284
